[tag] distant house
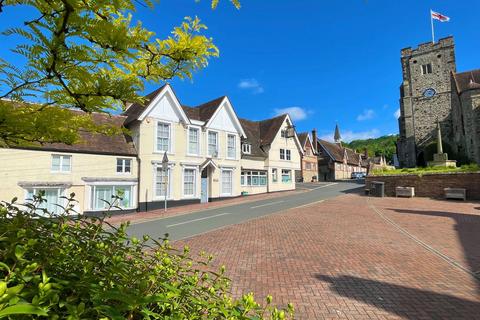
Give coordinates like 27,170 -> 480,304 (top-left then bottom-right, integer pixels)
314,125 -> 367,181
239,114 -> 303,195
297,131 -> 318,182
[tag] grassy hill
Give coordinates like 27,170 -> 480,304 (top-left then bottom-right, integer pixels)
344,134 -> 398,162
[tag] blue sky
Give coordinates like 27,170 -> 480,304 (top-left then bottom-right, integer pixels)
2,1 -> 480,141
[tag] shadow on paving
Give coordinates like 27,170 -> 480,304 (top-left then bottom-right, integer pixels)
317,275 -> 480,319
388,208 -> 480,292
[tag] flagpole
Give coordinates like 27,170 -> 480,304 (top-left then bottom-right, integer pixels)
430,9 -> 435,43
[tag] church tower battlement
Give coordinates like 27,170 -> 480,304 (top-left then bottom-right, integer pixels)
397,36 -> 457,167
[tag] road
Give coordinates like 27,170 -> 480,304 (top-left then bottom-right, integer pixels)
126,181 -> 364,241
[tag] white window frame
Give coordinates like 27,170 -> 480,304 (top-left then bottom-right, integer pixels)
286,149 -> 291,161
242,143 -> 251,154
155,121 -> 174,154
272,168 -> 278,183
187,126 -> 200,156
116,158 -> 132,174
25,187 -> 65,215
280,149 -> 285,160
281,169 -> 292,183
51,154 -> 72,173
241,171 -> 267,187
89,184 -> 136,211
207,130 -> 219,158
226,133 -> 236,160
154,166 -> 173,200
220,169 -> 233,196
182,166 -> 198,198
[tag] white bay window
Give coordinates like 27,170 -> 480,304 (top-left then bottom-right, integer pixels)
91,185 -> 134,210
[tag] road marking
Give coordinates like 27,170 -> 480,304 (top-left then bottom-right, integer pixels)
310,182 -> 338,190
166,212 -> 234,228
294,199 -> 324,209
250,200 -> 284,209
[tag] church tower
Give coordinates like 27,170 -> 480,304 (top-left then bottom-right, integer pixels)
397,36 -> 456,167
334,123 -> 342,144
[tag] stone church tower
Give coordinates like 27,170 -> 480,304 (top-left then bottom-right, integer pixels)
397,37 -> 457,167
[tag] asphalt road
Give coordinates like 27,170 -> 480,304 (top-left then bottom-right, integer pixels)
126,181 -> 364,241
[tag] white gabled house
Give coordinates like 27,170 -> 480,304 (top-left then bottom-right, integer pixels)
123,84 -> 247,210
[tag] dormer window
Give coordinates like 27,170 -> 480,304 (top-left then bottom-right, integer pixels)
242,143 -> 251,154
421,63 -> 432,75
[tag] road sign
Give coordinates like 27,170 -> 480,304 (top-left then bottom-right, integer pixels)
162,151 -> 169,170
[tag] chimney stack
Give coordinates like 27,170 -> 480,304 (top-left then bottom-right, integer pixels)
311,128 -> 318,153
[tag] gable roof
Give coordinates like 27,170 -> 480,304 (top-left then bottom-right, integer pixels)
317,139 -> 364,166
238,118 -> 267,159
123,85 -> 167,125
181,96 -> 225,122
297,132 -> 309,148
240,114 -> 303,159
453,69 -> 480,94
12,112 -> 137,156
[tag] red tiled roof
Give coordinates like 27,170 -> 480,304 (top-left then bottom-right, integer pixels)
14,112 -> 137,156
453,69 -> 480,94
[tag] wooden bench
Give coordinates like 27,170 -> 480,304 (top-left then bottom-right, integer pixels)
444,188 -> 466,201
396,186 -> 415,198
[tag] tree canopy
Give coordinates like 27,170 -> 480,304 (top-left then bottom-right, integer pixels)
344,135 -> 398,163
0,0 -> 238,147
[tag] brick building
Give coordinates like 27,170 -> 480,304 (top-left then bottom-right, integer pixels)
397,36 -> 480,167
297,132 -> 318,182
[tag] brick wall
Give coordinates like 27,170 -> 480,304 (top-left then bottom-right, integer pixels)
366,172 -> 480,200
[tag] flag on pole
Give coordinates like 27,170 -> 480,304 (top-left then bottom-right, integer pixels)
430,10 -> 450,43
431,10 -> 450,22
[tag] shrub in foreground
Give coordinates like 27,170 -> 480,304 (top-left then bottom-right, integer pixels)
0,194 -> 293,319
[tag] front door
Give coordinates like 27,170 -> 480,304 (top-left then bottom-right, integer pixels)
201,168 -> 209,203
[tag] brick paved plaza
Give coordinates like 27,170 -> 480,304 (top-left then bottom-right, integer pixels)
176,193 -> 480,319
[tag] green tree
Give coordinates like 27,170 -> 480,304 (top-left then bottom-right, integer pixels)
0,0 -> 238,147
345,135 -> 398,163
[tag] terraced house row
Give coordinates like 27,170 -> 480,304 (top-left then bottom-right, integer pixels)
0,85 -> 303,215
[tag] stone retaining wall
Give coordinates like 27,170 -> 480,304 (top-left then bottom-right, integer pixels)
366,172 -> 480,200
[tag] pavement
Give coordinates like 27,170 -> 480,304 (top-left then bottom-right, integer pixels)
174,192 -> 480,319
125,181 -> 362,241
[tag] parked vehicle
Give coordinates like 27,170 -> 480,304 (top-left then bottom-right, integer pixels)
351,172 -> 365,179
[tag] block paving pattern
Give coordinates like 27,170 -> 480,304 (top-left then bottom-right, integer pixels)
176,193 -> 480,319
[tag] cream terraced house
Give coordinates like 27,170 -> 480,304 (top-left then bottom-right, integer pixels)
0,84 -> 303,214
0,113 -> 138,215
123,84 -> 248,210
239,114 -> 303,195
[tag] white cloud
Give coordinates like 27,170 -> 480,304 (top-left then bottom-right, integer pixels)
273,106 -> 310,121
238,78 -> 264,94
319,129 -> 380,143
356,109 -> 375,121
394,108 -> 401,118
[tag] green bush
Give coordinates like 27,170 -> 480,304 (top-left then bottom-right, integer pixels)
371,164 -> 480,176
0,193 -> 293,319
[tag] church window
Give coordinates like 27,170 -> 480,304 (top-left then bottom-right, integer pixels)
421,63 -> 432,75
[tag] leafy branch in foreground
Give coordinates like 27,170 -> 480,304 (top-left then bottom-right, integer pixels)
0,0 -> 238,146
0,193 -> 293,319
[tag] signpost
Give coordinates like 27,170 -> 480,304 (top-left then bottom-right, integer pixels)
162,152 -> 169,212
